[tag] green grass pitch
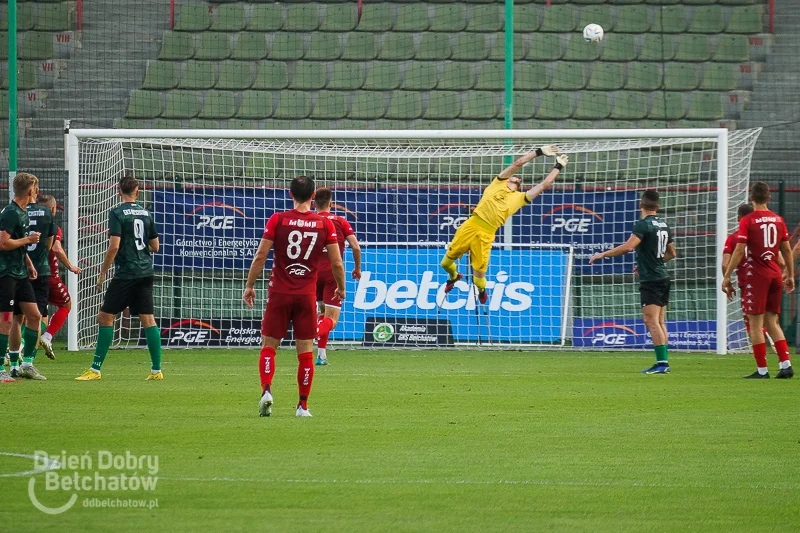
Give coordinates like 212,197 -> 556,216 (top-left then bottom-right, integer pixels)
2,347 -> 799,532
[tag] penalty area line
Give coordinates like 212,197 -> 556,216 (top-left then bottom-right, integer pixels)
0,452 -> 61,478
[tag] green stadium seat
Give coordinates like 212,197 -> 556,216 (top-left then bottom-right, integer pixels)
143,61 -> 179,90
126,90 -> 162,118
674,34 -> 711,61
363,62 -> 401,90
727,6 -> 762,33
587,62 -> 625,90
610,0 -> 647,5
430,4 -> 468,31
284,4 -> 320,32
20,32 -> 54,59
342,33 -> 377,60
305,33 -> 341,60
653,6 -> 688,33
386,91 -> 423,119
699,63 -> 738,90
273,90 -> 310,119
417,33 -> 451,60
536,92 -> 572,120
1,4 -> 34,31
0,91 -> 7,119
425,92 -> 462,119
689,5 -> 724,33
601,34 -> 637,61
180,61 -> 216,89
648,92 -> 685,119
380,33 -> 415,60
646,0 -> 680,4
237,91 -> 273,118
452,34 -> 490,60
401,63 -> 438,90
610,91 -> 649,119
513,5 -> 540,32
626,62 -> 663,90
713,34 -> 749,61
688,92 -> 723,119
540,6 -> 578,32
37,3 -> 71,31
357,3 -> 391,31
515,63 -> 549,90
211,4 -> 245,32
269,33 -> 304,60
194,33 -> 230,60
321,4 -> 357,31
514,91 -> 535,120
290,62 -> 327,90
719,0 -> 755,4
665,62 -> 699,90
564,34 -> 601,60
461,91 -> 498,119
227,119 -> 260,130
614,5 -> 651,33
573,92 -> 610,119
549,63 -> 587,90
578,5 -> 614,31
17,61 -> 37,90
475,62 -> 504,90
175,4 -> 211,31
395,4 -> 430,31
467,5 -> 504,32
311,91 -> 347,119
160,32 -> 194,60
488,33 -> 526,60
216,61 -> 253,90
349,92 -> 385,119
199,91 -> 235,119
163,91 -> 200,119
328,62 -> 364,89
247,4 -> 282,31
232,33 -> 267,60
252,61 -> 288,90
527,34 -> 562,60
438,62 -> 475,90
639,34 -> 675,60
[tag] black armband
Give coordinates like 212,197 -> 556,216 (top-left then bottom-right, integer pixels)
535,148 -> 544,157
553,162 -> 563,171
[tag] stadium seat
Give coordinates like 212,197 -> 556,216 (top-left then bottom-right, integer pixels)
247,4 -> 282,31
37,3 -> 72,31
363,62 -> 401,90
394,4 -> 430,31
513,91 -> 535,120
713,34 -> 749,61
290,62 -> 326,90
601,34 -> 637,61
349,92 -> 385,119
513,5 -> 540,32
143,61 -> 179,90
284,4 -> 320,32
527,34 -> 562,60
587,62 -> 625,90
700,63 -> 738,91
417,33 -> 452,60
175,4 -> 211,31
0,4 -> 32,31
425,91 -> 461,119
726,6 -> 763,33
273,90 -> 310,119
431,4 -> 468,31
237,91 -> 273,118
20,32 -> 54,59
328,62 -> 364,89
549,63 -> 587,90
380,33 -> 415,60
252,61 -> 288,90
536,92 -> 573,119
475,62 -> 504,90
269,33 -> 305,60
438,62 -> 476,90
515,63 -> 549,90
574,92 -> 611,119
488,33 -> 526,60
126,90 -> 162,118
0,91 -> 7,118
216,61 -> 253,90
232,33 -> 267,60
0,33 -> 7,60
163,90 -> 200,118
385,91 -> 423,119
540,5 -> 578,32
401,63 -> 438,90
610,91 -> 649,119
305,33 -> 341,60
356,3 -> 391,31
639,34 -> 675,60
320,4 -> 357,31
194,33 -> 230,60
311,91 -> 347,119
648,92 -> 685,119
342,33 -> 377,60
467,5 -> 504,32
687,92 -> 723,119
665,63 -> 699,90
626,62 -> 663,90
689,5 -> 725,33
674,34 -> 711,61
564,34 -> 601,60
614,5 -> 651,33
578,5 -> 614,31
160,32 -> 194,60
13,61 -> 36,90
211,4 -> 245,32
452,34 -> 490,60
180,61 -> 216,89
461,91 -> 498,119
652,6 -> 688,33
199,91 -> 235,119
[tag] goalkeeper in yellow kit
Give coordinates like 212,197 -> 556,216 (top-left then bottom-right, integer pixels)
440,146 -> 568,304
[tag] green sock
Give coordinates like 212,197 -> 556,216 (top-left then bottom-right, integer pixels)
144,326 -> 162,371
654,345 -> 668,364
8,350 -> 19,368
92,326 -> 114,372
22,325 -> 39,362
473,276 -> 487,292
0,334 -> 7,362
440,256 -> 459,281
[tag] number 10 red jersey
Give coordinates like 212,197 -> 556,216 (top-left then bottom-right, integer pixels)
736,209 -> 788,278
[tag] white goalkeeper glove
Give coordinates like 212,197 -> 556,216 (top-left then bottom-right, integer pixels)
554,155 -> 569,170
537,145 -> 559,157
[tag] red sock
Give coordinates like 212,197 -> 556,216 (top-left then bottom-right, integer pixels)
46,307 -> 69,337
259,347 -> 276,395
774,339 -> 791,363
297,351 -> 314,409
753,342 -> 768,368
317,317 -> 334,349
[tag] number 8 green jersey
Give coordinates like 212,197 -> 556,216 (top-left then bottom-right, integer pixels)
632,215 -> 672,282
108,202 -> 159,279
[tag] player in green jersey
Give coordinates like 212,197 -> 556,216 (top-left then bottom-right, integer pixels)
76,176 -> 163,381
0,173 -> 44,382
590,190 -> 677,374
23,193 -> 57,362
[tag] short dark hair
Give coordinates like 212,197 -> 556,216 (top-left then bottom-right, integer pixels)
750,181 -> 770,204
290,176 -> 315,203
13,172 -> 38,197
315,187 -> 332,209
737,203 -> 754,220
119,176 -> 139,196
640,190 -> 659,211
37,194 -> 56,208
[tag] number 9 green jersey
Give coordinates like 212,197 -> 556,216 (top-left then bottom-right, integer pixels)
632,215 -> 672,282
108,202 -> 159,279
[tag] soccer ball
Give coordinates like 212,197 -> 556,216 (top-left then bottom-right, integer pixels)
583,24 -> 604,43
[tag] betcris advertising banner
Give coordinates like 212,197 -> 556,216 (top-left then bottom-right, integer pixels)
573,318 -> 718,350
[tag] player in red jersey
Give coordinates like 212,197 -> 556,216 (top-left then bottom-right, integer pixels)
723,182 -> 795,379
37,196 -> 81,359
313,188 -> 361,366
243,176 -> 346,417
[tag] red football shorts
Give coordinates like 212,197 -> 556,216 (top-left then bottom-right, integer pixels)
48,276 -> 71,307
741,273 -> 783,315
261,291 -> 318,340
315,269 -> 341,308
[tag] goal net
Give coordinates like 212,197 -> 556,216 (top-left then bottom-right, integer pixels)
66,128 -> 761,353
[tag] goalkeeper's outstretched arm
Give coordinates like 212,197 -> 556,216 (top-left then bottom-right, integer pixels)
497,145 -> 559,181
525,155 -> 569,202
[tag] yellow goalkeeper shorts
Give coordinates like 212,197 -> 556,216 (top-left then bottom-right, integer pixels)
445,216 -> 496,273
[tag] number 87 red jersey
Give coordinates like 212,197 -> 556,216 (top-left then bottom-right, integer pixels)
263,209 -> 338,295
737,209 -> 788,278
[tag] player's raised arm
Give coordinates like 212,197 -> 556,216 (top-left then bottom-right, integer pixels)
497,145 -> 559,181
589,234 -> 642,264
243,237 -> 273,309
345,234 -> 361,280
525,155 -> 568,202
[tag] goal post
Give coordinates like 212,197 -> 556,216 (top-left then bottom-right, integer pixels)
65,128 -> 761,353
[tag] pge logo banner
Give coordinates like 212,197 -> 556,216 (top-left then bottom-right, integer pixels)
334,247 -> 569,344
515,191 -> 640,275
573,318 -> 717,350
154,318 -> 262,347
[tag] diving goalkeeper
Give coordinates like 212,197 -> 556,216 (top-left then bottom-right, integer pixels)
440,146 -> 567,304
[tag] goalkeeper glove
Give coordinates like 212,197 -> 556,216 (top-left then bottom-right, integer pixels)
554,155 -> 569,170
535,145 -> 559,157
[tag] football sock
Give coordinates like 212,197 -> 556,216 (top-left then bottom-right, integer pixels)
8,350 -> 19,369
317,317 -> 334,350
317,347 -> 327,360
259,346 -> 276,394
46,307 -> 69,338
654,345 -> 668,364
91,326 -> 114,371
473,276 -> 487,292
144,326 -> 162,371
774,339 -> 791,364
0,333 -> 9,364
22,324 -> 39,363
297,351 -> 314,409
753,342 -> 768,375
440,256 -> 459,281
